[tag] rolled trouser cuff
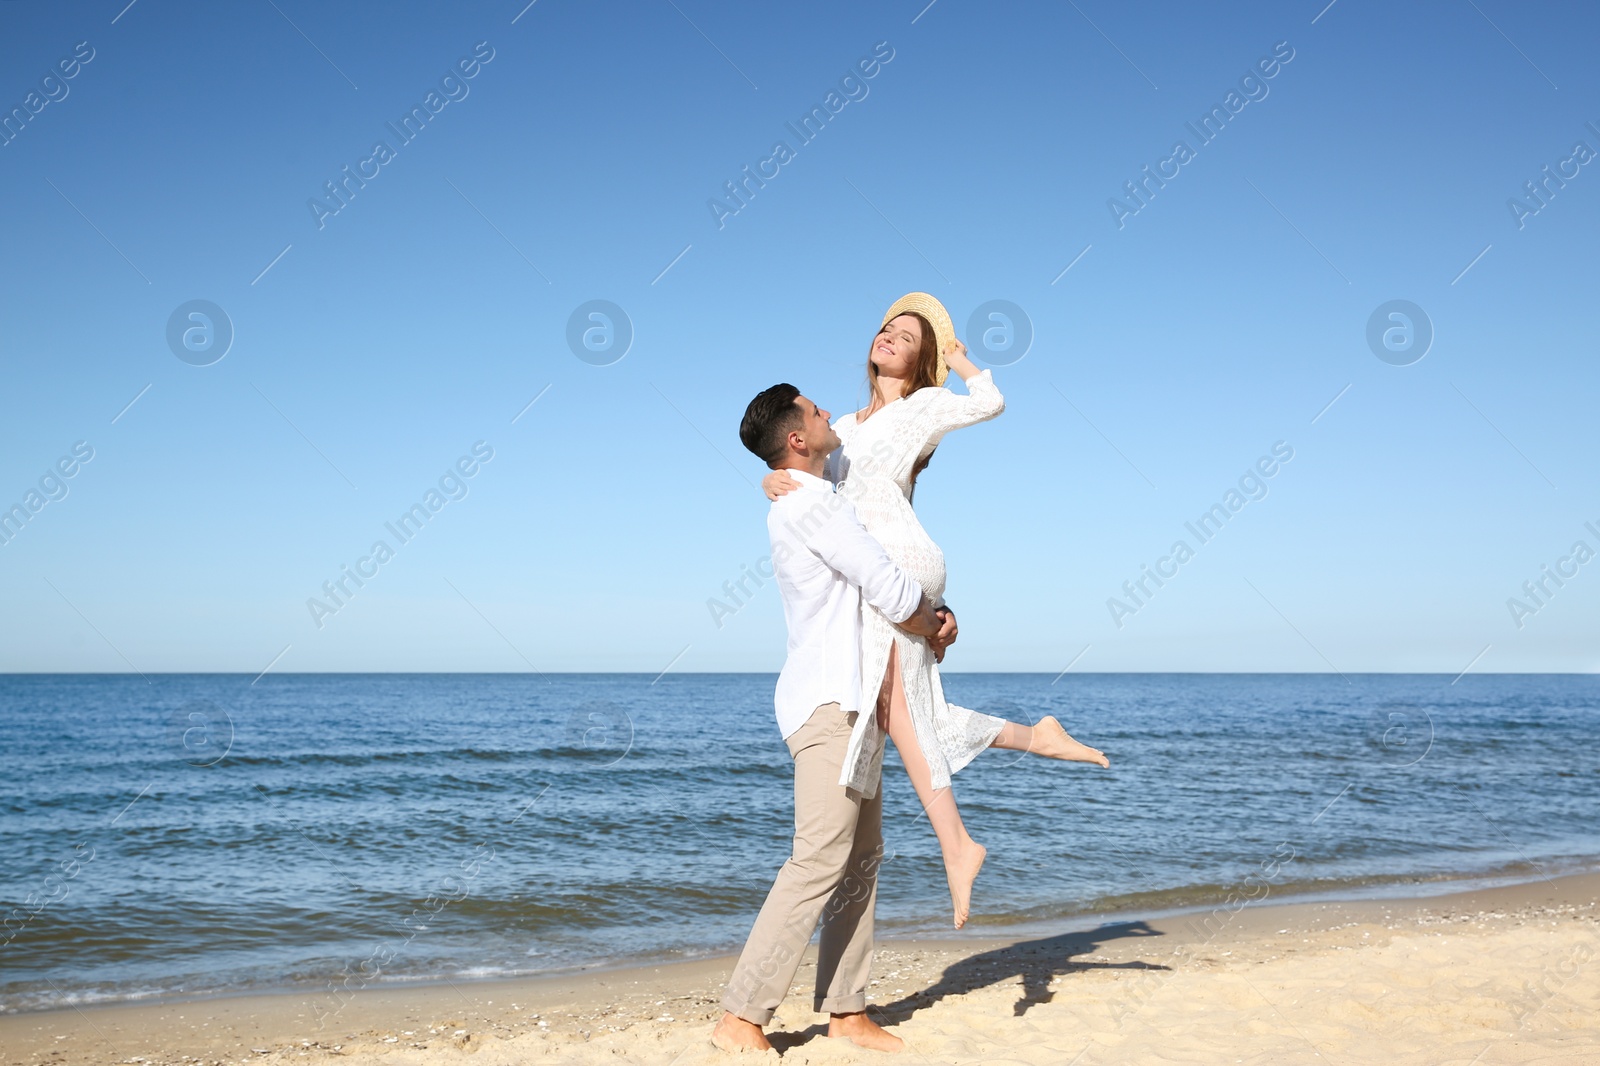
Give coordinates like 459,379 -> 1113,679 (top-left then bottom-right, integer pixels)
720,995 -> 776,1027
815,990 -> 867,1015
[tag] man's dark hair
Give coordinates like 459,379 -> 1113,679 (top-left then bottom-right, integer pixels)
739,383 -> 802,468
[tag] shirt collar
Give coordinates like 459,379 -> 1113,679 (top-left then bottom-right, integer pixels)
783,468 -> 835,492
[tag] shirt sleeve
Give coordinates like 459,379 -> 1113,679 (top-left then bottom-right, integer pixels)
911,368 -> 1005,446
805,497 -> 923,623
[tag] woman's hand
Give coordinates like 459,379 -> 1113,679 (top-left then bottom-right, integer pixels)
944,337 -> 981,382
761,468 -> 800,501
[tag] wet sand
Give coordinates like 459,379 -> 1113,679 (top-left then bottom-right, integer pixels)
4,872 -> 1597,1065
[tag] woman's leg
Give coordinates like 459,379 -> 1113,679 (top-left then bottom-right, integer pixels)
989,717 -> 1110,767
877,640 -> 987,928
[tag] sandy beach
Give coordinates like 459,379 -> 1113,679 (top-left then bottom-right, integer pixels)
5,871 -> 1596,1066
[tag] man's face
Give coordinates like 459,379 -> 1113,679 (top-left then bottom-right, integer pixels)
792,394 -> 838,455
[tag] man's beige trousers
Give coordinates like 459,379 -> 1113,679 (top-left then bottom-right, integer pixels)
722,703 -> 886,1025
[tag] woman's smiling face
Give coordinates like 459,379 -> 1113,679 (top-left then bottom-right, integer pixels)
871,314 -> 924,377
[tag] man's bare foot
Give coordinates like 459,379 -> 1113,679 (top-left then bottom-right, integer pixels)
946,838 -> 986,929
711,1012 -> 771,1052
1030,716 -> 1109,767
828,1010 -> 904,1052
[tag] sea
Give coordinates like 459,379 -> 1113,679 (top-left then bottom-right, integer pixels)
2,672 -> 1596,1014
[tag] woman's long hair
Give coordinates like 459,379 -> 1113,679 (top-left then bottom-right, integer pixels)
864,310 -> 943,498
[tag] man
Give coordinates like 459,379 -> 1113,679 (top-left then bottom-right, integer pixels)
712,384 -> 952,1054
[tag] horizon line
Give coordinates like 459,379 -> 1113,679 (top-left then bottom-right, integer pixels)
1,670 -> 1596,678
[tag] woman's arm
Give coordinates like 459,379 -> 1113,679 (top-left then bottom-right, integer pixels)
761,439 -> 845,500
761,468 -> 799,500
945,337 -> 983,384
823,443 -> 844,485
914,338 -> 1005,440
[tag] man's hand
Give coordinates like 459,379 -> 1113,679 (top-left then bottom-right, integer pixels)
894,594 -> 942,640
930,606 -> 958,663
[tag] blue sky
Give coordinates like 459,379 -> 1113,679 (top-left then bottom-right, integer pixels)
1,0 -> 1596,675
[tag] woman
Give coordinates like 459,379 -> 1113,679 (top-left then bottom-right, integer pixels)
762,292 -> 1108,928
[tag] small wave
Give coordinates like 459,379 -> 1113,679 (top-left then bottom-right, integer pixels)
952,856 -> 1600,930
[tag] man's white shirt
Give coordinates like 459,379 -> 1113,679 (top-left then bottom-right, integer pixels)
766,468 -> 924,739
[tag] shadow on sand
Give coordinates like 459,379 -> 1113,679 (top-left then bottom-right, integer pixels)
767,919 -> 1168,1053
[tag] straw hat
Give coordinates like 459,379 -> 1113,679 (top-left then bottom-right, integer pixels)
880,292 -> 956,386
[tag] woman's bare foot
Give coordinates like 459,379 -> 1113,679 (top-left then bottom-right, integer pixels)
711,1012 -> 771,1052
828,1010 -> 904,1052
1030,716 -> 1109,767
946,838 -> 986,929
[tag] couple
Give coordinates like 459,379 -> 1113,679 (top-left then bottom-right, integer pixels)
712,293 -> 1109,1053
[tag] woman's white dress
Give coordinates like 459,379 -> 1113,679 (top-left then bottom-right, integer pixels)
825,369 -> 1008,798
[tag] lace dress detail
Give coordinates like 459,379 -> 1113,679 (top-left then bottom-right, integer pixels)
827,369 -> 1007,798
